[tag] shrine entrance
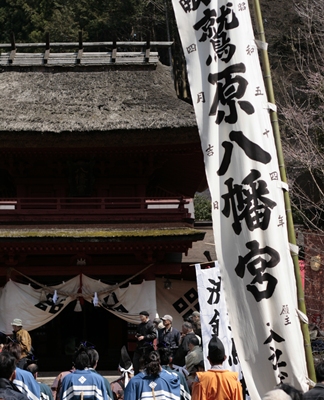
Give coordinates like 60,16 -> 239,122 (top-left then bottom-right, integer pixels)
30,300 -> 128,371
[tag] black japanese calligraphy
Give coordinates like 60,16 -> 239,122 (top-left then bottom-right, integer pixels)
280,305 -> 291,325
197,92 -> 206,103
179,0 -> 211,13
235,240 -> 280,301
255,86 -> 264,96
278,215 -> 285,227
246,45 -> 254,55
222,169 -> 277,234
264,324 -> 285,344
208,63 -> 254,124
206,277 -> 222,304
187,43 -> 197,53
238,3 -> 246,11
264,323 -> 288,381
217,131 -> 271,176
193,3 -> 239,64
206,144 -> 214,156
280,305 -> 290,316
209,309 -> 220,335
270,171 -> 279,181
227,337 -> 239,366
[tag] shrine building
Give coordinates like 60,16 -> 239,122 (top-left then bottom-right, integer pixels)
0,38 -> 210,369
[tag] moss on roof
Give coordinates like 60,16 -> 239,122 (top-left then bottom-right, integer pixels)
0,227 -> 203,239
0,63 -> 196,133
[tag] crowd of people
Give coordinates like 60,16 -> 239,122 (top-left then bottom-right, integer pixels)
0,313 -> 323,400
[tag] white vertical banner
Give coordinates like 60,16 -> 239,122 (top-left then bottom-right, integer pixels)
171,0 -> 309,399
195,262 -> 241,376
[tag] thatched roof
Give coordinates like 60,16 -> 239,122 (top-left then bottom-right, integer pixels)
0,63 -> 197,133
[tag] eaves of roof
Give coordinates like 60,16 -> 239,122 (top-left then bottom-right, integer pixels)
0,227 -> 205,242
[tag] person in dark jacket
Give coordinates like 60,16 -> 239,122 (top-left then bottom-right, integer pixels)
0,351 -> 28,400
304,361 -> 324,400
190,311 -> 202,339
132,311 -> 156,374
173,322 -> 197,367
158,314 -> 181,356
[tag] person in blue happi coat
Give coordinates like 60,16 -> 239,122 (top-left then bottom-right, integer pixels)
124,350 -> 180,400
60,346 -> 108,400
3,342 -> 40,400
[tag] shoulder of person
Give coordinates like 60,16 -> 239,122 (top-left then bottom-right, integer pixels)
161,368 -> 180,382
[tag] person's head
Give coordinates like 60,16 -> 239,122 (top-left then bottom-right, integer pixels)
11,318 -> 23,333
158,347 -> 173,366
139,311 -> 149,323
191,311 -> 200,324
74,349 -> 90,370
144,351 -> 161,377
0,351 -> 16,381
188,335 -> 200,351
276,384 -> 303,400
315,361 -> 324,382
153,318 -> 161,328
86,348 -> 99,369
119,346 -> 132,371
26,363 -> 38,379
207,336 -> 226,365
182,321 -> 193,334
161,315 -> 173,329
3,341 -> 22,363
195,360 -> 205,372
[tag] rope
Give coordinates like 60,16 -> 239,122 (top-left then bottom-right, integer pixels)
9,263 -> 155,300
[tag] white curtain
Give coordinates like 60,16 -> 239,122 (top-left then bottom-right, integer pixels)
0,275 -> 157,333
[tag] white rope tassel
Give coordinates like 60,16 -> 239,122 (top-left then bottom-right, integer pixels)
149,382 -> 157,400
118,364 -> 134,387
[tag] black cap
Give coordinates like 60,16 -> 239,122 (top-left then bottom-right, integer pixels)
139,311 -> 149,316
208,335 -> 225,362
119,345 -> 132,369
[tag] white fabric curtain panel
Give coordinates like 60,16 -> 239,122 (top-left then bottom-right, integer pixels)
0,275 -> 157,333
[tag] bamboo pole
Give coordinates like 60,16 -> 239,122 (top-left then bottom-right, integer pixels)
251,0 -> 316,383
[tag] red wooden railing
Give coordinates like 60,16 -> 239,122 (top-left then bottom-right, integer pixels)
0,197 -> 192,223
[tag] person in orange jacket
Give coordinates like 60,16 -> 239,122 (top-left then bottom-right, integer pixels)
192,336 -> 243,400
